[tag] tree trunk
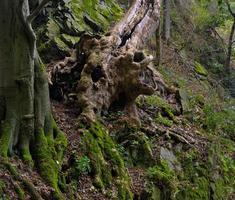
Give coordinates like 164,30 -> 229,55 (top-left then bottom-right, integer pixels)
163,0 -> 171,42
49,0 -> 177,125
155,21 -> 162,66
0,0 -> 66,198
74,0 -> 171,125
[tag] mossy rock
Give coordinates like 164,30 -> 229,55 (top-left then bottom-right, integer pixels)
140,182 -> 161,200
147,160 -> 179,199
139,95 -> 176,120
114,128 -> 154,167
36,0 -> 123,62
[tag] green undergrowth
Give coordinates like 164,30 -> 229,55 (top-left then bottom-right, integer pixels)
177,140 -> 235,199
81,122 -> 133,199
202,102 -> 235,140
144,137 -> 235,200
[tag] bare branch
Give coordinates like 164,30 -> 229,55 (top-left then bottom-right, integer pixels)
27,0 -> 51,23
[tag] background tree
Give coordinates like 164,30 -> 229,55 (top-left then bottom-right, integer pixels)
163,0 -> 171,42
225,0 -> 235,72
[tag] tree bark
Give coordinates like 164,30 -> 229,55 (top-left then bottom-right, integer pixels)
0,0 -> 66,198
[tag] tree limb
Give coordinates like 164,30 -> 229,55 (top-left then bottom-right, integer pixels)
27,0 -> 51,23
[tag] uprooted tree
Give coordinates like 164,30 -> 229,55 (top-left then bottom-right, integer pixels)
0,0 -> 178,198
51,0 -> 176,125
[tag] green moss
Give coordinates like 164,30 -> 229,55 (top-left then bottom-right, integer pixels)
34,128 -> 58,188
175,137 -> 235,200
82,122 -> 133,199
3,162 -> 19,179
21,179 -> 43,200
144,95 -> 175,120
0,122 -> 12,157
15,184 -> 25,200
147,160 -> 178,199
21,148 -> 33,165
68,0 -> 123,32
195,62 -> 208,76
61,34 -> 80,47
202,103 -> 235,138
148,160 -> 177,188
177,177 -> 209,200
33,127 -> 67,199
155,113 -> 173,127
54,37 -> 70,52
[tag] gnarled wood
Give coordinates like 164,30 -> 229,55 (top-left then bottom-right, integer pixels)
75,0 -> 163,124
49,0 -> 177,125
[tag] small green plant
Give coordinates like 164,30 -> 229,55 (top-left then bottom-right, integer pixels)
148,160 -> 175,182
116,144 -> 125,156
74,155 -> 91,176
192,3 -> 214,30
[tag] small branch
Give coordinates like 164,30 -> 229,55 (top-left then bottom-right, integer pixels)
226,0 -> 235,18
27,0 -> 51,23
